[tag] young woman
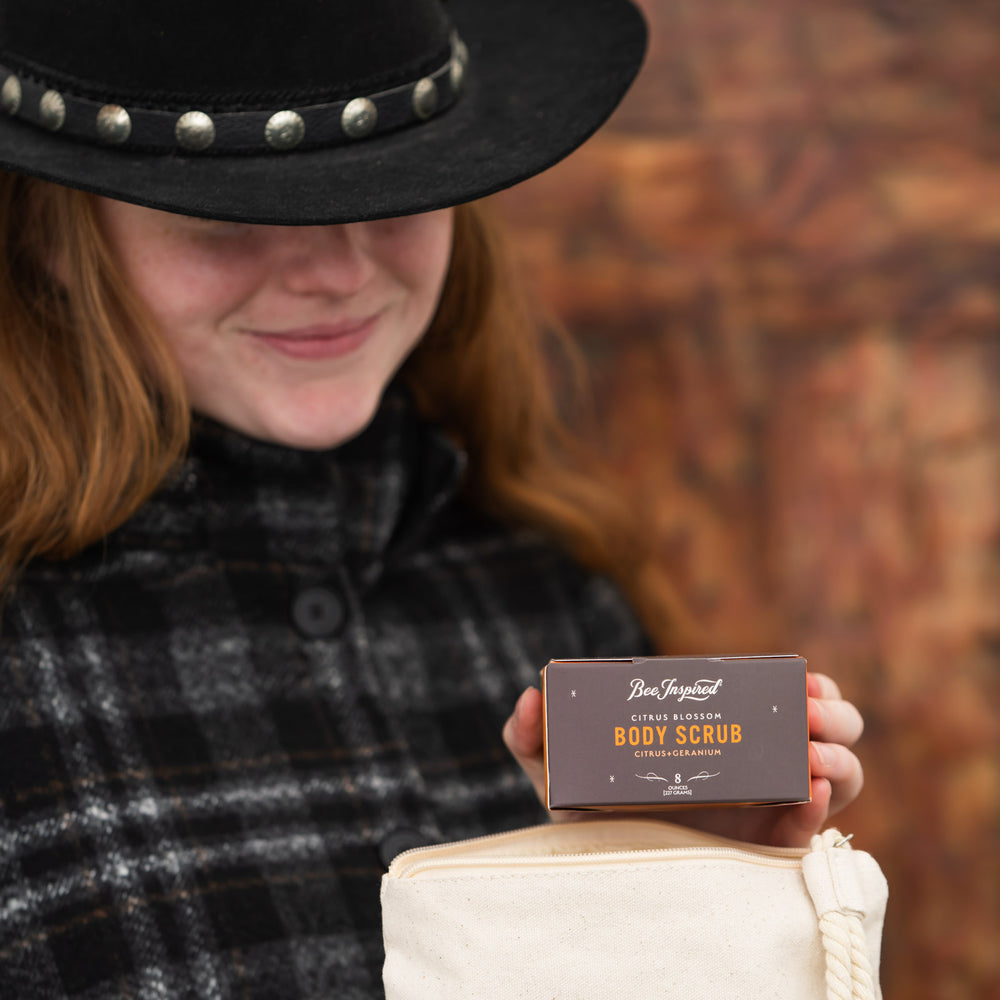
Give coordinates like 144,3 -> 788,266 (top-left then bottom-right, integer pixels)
0,1 -> 864,997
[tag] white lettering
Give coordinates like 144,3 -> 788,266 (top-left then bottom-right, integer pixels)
627,677 -> 724,703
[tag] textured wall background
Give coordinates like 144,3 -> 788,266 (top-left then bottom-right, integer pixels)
495,2 -> 1000,998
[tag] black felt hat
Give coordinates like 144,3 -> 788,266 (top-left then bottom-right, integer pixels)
0,0 -> 646,224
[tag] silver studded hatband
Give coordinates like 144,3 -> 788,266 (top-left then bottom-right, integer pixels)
0,34 -> 467,155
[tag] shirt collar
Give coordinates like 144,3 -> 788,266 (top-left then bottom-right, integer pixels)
118,382 -> 466,586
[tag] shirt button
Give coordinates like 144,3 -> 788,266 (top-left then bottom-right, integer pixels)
378,827 -> 437,870
291,587 -> 345,638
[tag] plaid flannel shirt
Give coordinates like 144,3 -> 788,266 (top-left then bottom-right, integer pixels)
0,386 -> 647,999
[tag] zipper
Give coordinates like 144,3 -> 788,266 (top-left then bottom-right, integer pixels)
386,820 -> 807,879
390,846 -> 805,879
386,822 -> 554,875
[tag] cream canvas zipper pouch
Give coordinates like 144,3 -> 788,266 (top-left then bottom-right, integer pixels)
381,818 -> 887,1000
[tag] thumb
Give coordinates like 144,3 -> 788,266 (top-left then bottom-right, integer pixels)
502,687 -> 546,802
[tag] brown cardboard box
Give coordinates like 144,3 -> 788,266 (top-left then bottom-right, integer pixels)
543,655 -> 810,809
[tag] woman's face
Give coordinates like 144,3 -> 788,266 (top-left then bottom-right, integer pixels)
95,199 -> 453,449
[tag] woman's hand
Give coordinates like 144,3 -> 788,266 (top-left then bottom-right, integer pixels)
502,671 -> 864,848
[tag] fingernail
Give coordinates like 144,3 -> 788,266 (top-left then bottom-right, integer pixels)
811,742 -> 828,768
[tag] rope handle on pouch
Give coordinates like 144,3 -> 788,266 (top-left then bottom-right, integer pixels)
805,829 -> 878,1000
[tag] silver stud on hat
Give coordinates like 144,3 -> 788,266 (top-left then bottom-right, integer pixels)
39,90 -> 66,131
175,110 -> 215,151
412,78 -> 437,121
265,110 -> 305,151
450,31 -> 469,93
96,104 -> 131,144
449,57 -> 465,93
341,97 -> 377,139
1,75 -> 21,115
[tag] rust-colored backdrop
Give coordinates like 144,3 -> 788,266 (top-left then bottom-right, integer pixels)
496,2 -> 1000,998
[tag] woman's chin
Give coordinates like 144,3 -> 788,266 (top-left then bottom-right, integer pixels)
244,394 -> 381,451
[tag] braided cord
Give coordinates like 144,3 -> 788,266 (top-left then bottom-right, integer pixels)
810,828 -> 877,1000
818,902 -> 876,1000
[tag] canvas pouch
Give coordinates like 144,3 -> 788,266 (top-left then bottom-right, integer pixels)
381,818 -> 887,1000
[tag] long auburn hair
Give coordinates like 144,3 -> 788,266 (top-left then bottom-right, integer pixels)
0,173 -> 680,647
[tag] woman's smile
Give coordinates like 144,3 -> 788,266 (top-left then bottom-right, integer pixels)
241,314 -> 383,361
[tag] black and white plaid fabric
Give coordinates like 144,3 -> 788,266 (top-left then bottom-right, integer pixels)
0,386 -> 647,999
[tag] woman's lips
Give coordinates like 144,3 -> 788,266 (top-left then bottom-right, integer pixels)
244,315 -> 379,360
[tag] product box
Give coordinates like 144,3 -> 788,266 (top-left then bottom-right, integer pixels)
542,655 -> 810,809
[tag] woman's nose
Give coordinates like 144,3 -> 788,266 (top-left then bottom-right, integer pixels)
270,223 -> 376,296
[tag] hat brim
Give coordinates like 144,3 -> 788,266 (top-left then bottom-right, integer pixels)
0,0 -> 646,224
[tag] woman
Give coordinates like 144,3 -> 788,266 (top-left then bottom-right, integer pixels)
0,1 -> 864,997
